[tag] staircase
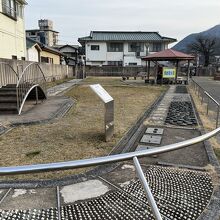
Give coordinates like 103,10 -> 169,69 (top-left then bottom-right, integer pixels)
0,84 -> 18,114
0,62 -> 47,115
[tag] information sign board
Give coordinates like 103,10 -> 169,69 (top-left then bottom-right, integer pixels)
163,67 -> 176,78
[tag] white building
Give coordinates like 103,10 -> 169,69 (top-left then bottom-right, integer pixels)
0,0 -> 27,60
78,31 -> 176,66
26,37 -> 41,62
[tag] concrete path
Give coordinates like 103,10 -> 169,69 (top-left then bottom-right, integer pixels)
0,96 -> 73,127
47,79 -> 82,97
0,79 -> 81,132
0,85 -> 219,220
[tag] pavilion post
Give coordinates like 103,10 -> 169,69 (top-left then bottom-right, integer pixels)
175,60 -> 179,84
147,61 -> 150,81
187,60 -> 190,84
155,61 -> 158,84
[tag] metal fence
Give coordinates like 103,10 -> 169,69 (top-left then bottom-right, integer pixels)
0,62 -> 18,88
1,127 -> 220,220
191,78 -> 220,128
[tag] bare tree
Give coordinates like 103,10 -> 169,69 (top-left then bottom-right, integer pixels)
188,36 -> 216,66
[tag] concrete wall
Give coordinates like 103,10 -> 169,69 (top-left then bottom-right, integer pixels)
0,0 -> 26,59
85,66 -> 154,77
0,58 -> 75,81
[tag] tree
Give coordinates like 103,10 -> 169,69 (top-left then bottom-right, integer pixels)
188,36 -> 216,66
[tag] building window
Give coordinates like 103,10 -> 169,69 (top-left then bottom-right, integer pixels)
41,56 -> 49,63
107,43 -> 123,52
2,0 -> 16,19
128,43 -> 144,52
91,45 -> 100,51
41,57 -> 54,64
16,2 -> 23,18
12,55 -> 17,60
107,61 -> 123,66
152,43 -> 162,52
128,63 -> 137,66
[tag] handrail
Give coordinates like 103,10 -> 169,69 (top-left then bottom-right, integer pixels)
0,62 -> 18,88
16,62 -> 47,115
16,63 -> 46,87
191,78 -> 220,128
204,91 -> 219,106
0,126 -> 220,176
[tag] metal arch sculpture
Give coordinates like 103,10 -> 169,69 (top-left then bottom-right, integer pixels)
16,62 -> 47,115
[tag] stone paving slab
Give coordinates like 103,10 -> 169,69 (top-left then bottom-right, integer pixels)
60,179 -> 114,205
0,188 -> 57,210
47,79 -> 82,97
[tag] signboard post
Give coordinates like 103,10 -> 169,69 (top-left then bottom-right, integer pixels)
162,67 -> 176,79
90,84 -> 114,142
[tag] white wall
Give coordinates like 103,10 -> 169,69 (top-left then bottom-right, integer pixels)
86,42 -> 106,62
27,46 -> 39,62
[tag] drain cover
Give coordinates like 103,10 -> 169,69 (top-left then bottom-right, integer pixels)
140,135 -> 162,145
145,127 -> 164,135
135,145 -> 155,151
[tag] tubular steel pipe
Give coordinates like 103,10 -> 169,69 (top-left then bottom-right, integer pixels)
204,91 -> 219,106
216,106 -> 220,129
133,157 -> 162,220
0,127 -> 220,176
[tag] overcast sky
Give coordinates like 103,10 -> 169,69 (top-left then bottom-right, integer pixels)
25,0 -> 220,46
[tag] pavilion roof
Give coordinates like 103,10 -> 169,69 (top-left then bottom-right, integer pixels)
142,49 -> 195,61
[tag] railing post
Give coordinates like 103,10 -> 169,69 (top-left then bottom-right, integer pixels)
216,105 -> 220,129
207,98 -> 209,115
133,157 -> 162,220
201,90 -> 204,105
35,86 -> 38,104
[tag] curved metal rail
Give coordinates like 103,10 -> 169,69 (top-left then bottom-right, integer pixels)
16,63 -> 47,115
1,126 -> 220,175
0,62 -> 18,88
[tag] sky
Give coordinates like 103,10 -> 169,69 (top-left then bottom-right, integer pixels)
25,0 -> 220,46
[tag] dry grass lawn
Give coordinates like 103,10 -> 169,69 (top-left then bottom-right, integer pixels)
0,77 -> 166,180
46,77 -> 75,88
189,86 -> 220,162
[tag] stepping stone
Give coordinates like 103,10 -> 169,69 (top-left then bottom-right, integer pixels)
140,135 -> 162,145
135,145 -> 155,152
145,127 -> 164,135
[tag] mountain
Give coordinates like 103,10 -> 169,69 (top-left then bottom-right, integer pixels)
173,25 -> 220,54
